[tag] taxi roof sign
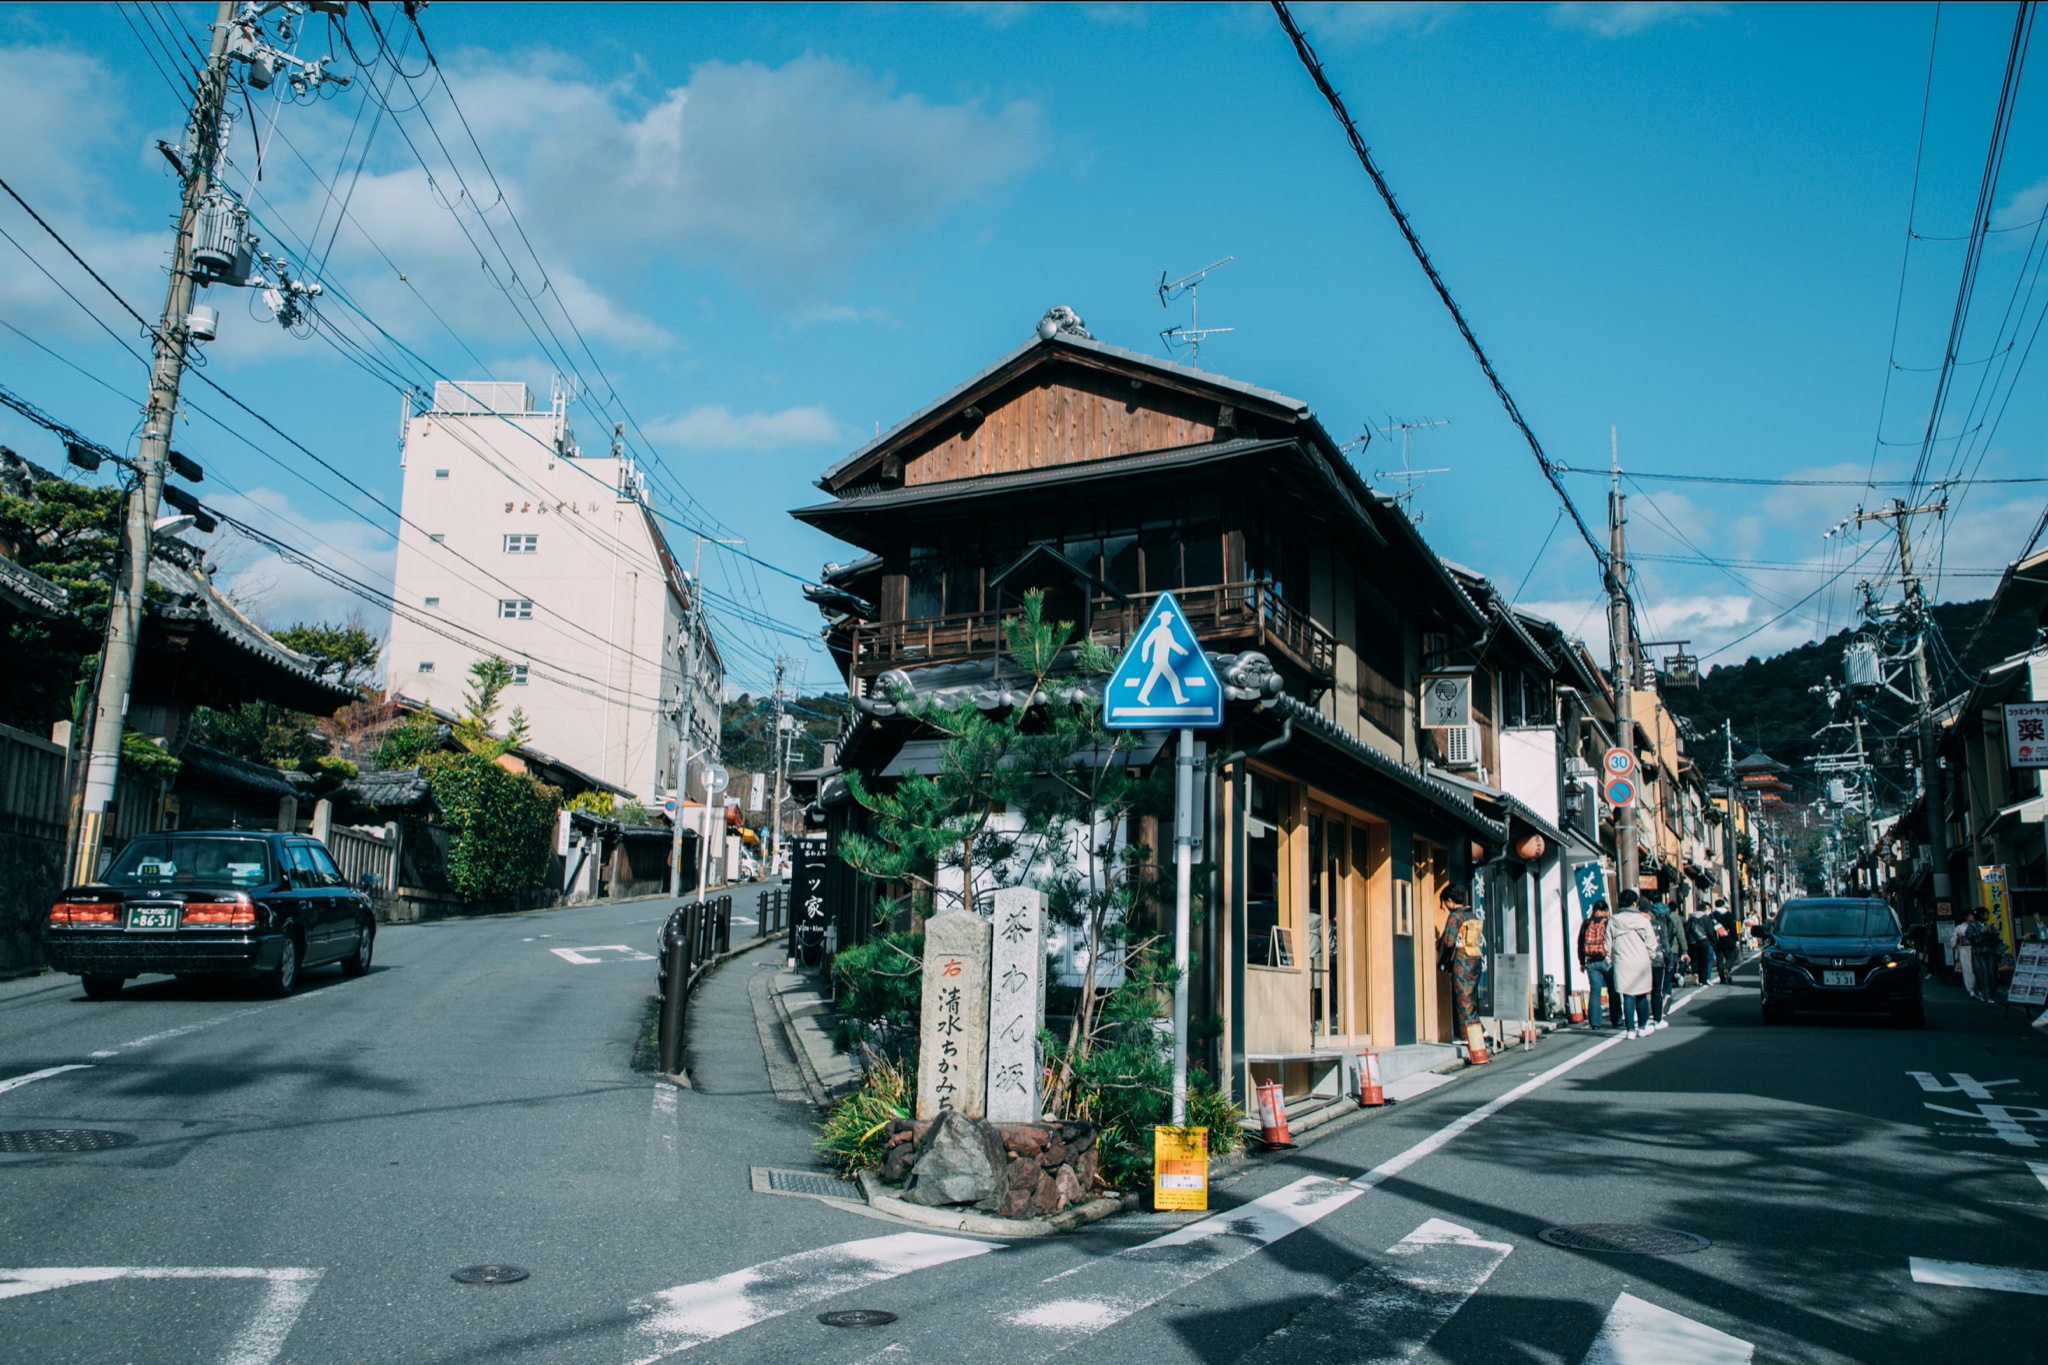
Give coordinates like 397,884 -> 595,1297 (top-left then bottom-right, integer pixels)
1105,592 -> 1224,729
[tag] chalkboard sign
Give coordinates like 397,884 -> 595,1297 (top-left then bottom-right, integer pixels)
2010,941 -> 2048,1008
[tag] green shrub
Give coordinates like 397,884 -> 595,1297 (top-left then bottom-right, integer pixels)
815,1057 -> 915,1176
828,931 -> 922,1057
120,729 -> 181,782
423,752 -> 561,899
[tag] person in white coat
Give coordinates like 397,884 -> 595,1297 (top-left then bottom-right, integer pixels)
1608,889 -> 1659,1039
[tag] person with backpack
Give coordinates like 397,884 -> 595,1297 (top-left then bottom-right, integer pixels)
1712,899 -> 1738,984
1647,891 -> 1688,1029
1577,899 -> 1619,1028
1436,884 -> 1486,1044
1686,901 -> 1718,985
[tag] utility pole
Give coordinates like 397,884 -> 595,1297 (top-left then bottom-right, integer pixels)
1724,719 -> 1740,920
768,655 -> 788,878
72,5 -> 234,883
1607,428 -> 1638,898
1854,498 -> 1951,918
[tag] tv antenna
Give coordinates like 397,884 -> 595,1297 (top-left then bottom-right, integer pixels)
1373,417 -> 1450,522
1158,256 -> 1234,367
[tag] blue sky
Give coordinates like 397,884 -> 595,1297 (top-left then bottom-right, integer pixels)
3,1 -> 2045,696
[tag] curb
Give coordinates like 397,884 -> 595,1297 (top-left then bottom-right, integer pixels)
854,1171 -> 1136,1238
654,934 -> 784,1090
770,974 -> 836,1108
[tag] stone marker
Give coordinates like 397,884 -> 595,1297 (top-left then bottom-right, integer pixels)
900,1111 -> 1007,1208
917,908 -> 991,1120
984,886 -> 1044,1123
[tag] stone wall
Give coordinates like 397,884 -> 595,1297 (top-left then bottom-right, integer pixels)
0,829 -> 61,975
878,1117 -> 1099,1219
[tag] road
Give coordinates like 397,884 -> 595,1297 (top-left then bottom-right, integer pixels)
2,909 -> 2044,1363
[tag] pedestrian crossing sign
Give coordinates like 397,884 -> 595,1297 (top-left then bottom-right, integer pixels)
1104,593 -> 1224,729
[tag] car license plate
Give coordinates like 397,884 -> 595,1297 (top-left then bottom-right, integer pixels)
126,905 -> 179,931
1823,970 -> 1854,987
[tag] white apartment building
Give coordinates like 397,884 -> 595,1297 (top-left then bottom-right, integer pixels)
385,381 -> 723,803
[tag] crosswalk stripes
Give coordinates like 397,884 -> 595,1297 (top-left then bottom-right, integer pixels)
1236,1217 -> 1511,1364
626,1232 -> 998,1361
1908,1257 -> 2048,1296
1581,1292 -> 1754,1365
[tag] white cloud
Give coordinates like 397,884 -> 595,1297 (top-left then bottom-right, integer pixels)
205,486 -> 397,654
1551,3 -> 1727,37
1994,175 -> 2048,233
647,404 -> 841,451
1295,3 -> 1467,41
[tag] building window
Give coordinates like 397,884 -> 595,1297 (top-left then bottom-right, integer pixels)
434,469 -> 450,480
419,661 -> 435,673
429,533 -> 445,543
511,664 -> 529,686
424,596 -> 440,607
503,533 -> 538,554
498,599 -> 533,620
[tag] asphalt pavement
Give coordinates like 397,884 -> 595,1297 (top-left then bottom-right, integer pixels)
3,909 -> 2045,1364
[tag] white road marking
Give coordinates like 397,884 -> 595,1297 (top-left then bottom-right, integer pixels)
86,994 -> 314,1059
2029,1160 -> 2048,1193
1238,1217 -> 1512,1364
1909,1072 -> 2022,1099
0,1064 -> 90,1096
1923,1103 -> 2047,1149
641,1083 -> 680,1200
0,1266 -> 323,1364
551,945 -> 655,965
1582,1291 -> 1753,1365
629,1232 -> 997,1361
1910,1257 -> 2048,1296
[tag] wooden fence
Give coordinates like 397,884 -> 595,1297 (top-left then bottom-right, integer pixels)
327,823 -> 401,898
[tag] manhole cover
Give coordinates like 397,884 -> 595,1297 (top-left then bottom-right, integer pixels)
451,1264 -> 530,1285
819,1309 -> 898,1328
1539,1224 -> 1711,1255
0,1129 -> 137,1154
763,1168 -> 860,1198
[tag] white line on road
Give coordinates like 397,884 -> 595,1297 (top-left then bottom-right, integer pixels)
0,1064 -> 90,1096
1237,1217 -> 1513,1364
630,1232 -> 998,1360
0,1266 -> 324,1364
1582,1291 -> 1754,1365
551,945 -> 656,965
85,994 -> 316,1060
1909,1257 -> 2048,1296
2030,1160 -> 2048,1193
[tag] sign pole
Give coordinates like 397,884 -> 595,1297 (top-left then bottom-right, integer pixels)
1172,727 -> 1196,1127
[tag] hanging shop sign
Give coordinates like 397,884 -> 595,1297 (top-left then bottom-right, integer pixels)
2005,702 -> 2048,769
1422,672 -> 1473,730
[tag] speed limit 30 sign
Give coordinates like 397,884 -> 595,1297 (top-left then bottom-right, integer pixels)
1602,748 -> 1637,807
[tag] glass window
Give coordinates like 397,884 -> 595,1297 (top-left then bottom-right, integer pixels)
1246,773 -> 1283,966
305,844 -> 344,884
511,664 -> 529,686
503,534 -> 538,554
906,546 -> 943,618
1103,533 -> 1140,594
419,661 -> 435,673
424,596 -> 440,607
498,599 -> 533,620
1182,521 -> 1223,587
1774,900 -> 1898,937
433,469 -> 450,480
428,533 -> 445,543
105,836 -> 274,888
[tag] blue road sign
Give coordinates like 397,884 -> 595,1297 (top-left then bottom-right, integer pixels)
1105,592 -> 1224,729
1604,776 -> 1637,808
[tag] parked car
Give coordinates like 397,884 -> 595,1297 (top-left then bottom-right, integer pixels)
1754,897 -> 1922,1027
44,830 -> 376,1000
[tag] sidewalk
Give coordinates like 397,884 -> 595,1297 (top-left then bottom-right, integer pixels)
764,961 -> 861,1106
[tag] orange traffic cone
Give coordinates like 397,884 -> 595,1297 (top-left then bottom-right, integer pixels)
1465,1021 -> 1491,1065
1357,1051 -> 1385,1107
1568,992 -> 1586,1024
1521,1020 -> 1538,1051
1255,1079 -> 1294,1146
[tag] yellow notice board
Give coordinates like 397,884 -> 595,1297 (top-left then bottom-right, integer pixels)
1153,1126 -> 1209,1211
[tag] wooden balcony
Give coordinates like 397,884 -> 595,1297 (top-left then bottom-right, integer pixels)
847,581 -> 1336,686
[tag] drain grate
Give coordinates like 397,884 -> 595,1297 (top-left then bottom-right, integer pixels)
451,1265 -> 530,1285
1539,1224 -> 1712,1255
819,1309 -> 898,1328
762,1168 -> 860,1199
0,1129 -> 137,1154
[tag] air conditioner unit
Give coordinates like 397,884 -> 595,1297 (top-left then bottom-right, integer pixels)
1442,723 -> 1478,770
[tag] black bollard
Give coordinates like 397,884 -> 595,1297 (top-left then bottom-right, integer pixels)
658,931 -> 689,1076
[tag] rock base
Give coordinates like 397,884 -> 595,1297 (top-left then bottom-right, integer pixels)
881,1116 -> 1099,1218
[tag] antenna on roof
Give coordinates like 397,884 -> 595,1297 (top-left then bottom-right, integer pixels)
1372,416 -> 1450,523
1157,256 -> 1234,368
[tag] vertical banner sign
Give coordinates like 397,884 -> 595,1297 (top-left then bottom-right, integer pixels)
791,835 -> 830,969
917,910 -> 992,1120
1153,1126 -> 1209,1211
985,887 -> 1045,1123
748,772 -> 766,812
1980,866 -> 2014,954
1572,862 -> 1608,917
2005,702 -> 2048,768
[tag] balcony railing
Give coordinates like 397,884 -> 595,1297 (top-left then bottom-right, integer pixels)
847,581 -> 1336,684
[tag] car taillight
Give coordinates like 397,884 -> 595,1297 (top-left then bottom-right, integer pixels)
50,901 -> 118,924
181,899 -> 255,927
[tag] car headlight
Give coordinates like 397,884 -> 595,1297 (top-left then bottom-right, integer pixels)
1765,949 -> 1797,967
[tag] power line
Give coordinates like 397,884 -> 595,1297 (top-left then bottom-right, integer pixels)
1555,464 -> 2047,488
1270,0 -> 1607,574
1866,2 -> 1944,490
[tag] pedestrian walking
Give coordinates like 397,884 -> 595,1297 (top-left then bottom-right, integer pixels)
1955,914 -> 1980,1001
1964,909 -> 2002,1003
1578,899 -> 1620,1028
1647,892 -> 1687,1028
1712,899 -> 1737,984
1436,885 -> 1486,1042
1686,901 -> 1717,985
1609,893 -> 1658,1038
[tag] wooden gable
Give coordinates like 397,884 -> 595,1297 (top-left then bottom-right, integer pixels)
902,364 -> 1227,487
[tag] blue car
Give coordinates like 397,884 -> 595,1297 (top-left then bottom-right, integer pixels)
1755,897 -> 1922,1028
43,830 -> 376,1000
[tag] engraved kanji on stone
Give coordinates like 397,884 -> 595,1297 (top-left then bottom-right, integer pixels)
984,887 -> 1045,1123
917,909 -> 990,1120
